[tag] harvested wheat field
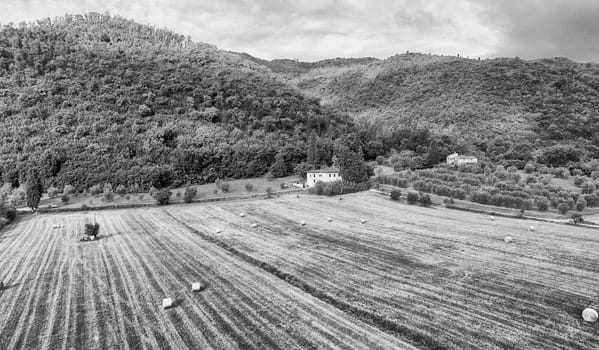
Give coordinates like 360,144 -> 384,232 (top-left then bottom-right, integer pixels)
0,192 -> 598,349
0,207 -> 414,350
168,192 -> 599,350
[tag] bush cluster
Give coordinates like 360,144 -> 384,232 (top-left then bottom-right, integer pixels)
184,186 -> 197,203
154,189 -> 172,205
308,181 -> 369,196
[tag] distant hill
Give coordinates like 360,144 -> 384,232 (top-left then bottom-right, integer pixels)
248,52 -> 599,165
0,13 -> 352,191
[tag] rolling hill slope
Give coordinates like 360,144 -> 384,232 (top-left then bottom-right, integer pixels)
0,13 -> 352,191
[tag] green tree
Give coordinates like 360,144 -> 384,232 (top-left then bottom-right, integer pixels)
336,146 -> 370,184
25,168 -> 43,211
576,197 -> 587,212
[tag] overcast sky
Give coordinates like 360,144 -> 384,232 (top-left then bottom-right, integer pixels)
2,0 -> 599,62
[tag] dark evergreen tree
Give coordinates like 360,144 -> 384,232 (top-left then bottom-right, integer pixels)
25,168 -> 43,211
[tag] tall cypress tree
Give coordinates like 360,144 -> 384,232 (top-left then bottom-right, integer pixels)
306,130 -> 318,165
25,168 -> 43,211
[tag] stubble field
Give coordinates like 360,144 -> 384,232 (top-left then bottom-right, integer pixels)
0,192 -> 598,349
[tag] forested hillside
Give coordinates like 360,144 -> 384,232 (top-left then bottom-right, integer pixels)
3,13 -> 599,197
264,53 -> 599,168
0,13 -> 354,191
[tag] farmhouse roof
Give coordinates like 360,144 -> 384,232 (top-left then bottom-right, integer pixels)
307,167 -> 340,173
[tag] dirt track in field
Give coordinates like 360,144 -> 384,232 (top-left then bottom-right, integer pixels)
167,192 -> 599,350
0,205 -> 415,350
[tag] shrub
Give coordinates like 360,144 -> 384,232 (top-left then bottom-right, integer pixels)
220,182 -> 230,193
375,156 -> 385,165
584,193 -> 599,207
557,202 -> 569,215
576,197 -> 587,212
129,183 -> 140,194
175,190 -> 182,198
116,184 -> 127,195
154,189 -> 172,205
265,187 -> 274,199
63,184 -> 74,195
47,186 -> 59,198
61,193 -> 70,203
418,193 -> 432,207
525,175 -> 537,184
138,194 -> 145,200
539,175 -> 552,185
149,186 -> 158,197
581,182 -> 596,194
390,189 -> 401,201
407,191 -> 419,204
571,213 -> 584,225
84,222 -> 100,236
471,191 -> 491,205
125,194 -> 131,200
81,204 -> 88,210
90,184 -> 102,196
102,190 -> 114,202
507,166 -> 518,173
3,207 -> 16,222
245,183 -> 254,192
103,183 -> 113,193
280,182 -> 286,190
524,163 -> 535,174
184,187 -> 197,203
215,178 -> 221,189
521,199 -> 534,211
553,167 -> 570,179
566,197 -> 576,210
308,181 -> 325,195
536,199 -> 550,212
511,173 -> 521,183
573,176 -> 585,187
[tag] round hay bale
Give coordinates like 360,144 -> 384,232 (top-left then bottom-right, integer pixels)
503,236 -> 513,243
528,226 -> 535,231
191,282 -> 202,292
300,220 -> 306,226
489,215 -> 495,221
215,228 -> 222,234
239,213 -> 245,217
251,223 -> 258,228
360,219 -> 367,224
582,308 -> 598,322
327,217 -> 333,222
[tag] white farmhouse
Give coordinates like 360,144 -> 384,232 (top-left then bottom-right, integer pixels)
306,168 -> 342,187
446,152 -> 478,166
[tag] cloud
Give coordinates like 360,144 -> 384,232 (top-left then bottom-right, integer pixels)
393,8 -> 453,32
2,0 -> 599,62
475,0 -> 599,61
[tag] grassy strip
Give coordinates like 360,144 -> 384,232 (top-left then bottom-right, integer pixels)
163,210 -> 449,350
35,189 -> 303,214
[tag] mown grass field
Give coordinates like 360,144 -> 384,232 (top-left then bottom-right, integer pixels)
1,192 -> 598,349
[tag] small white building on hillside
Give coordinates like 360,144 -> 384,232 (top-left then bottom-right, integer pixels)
306,168 -> 342,187
446,153 -> 478,166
